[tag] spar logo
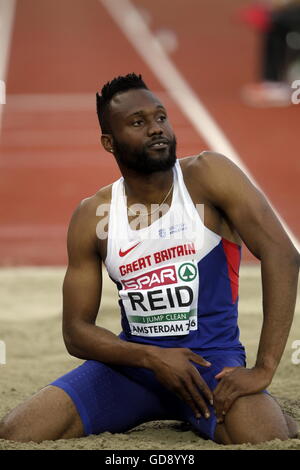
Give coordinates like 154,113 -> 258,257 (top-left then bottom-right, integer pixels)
122,265 -> 177,290
121,262 -> 197,290
178,263 -> 197,282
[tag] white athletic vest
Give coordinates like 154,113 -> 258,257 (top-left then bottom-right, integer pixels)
103,160 -> 236,344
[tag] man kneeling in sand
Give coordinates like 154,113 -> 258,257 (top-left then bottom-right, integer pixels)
0,74 -> 299,444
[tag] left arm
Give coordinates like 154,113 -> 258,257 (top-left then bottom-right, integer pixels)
196,152 -> 300,422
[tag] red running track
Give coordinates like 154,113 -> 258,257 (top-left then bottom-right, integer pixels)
0,0 -> 299,265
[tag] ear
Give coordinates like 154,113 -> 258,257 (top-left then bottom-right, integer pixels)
101,134 -> 114,154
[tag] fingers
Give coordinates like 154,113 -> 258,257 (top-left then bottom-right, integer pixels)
190,366 -> 214,407
213,368 -> 242,423
189,351 -> 211,368
187,351 -> 214,409
177,375 -> 212,420
178,383 -> 205,419
213,376 -> 231,423
213,390 -> 238,424
153,348 -> 215,420
187,351 -> 214,408
173,359 -> 213,419
214,366 -> 236,380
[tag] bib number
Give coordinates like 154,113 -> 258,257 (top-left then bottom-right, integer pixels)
119,261 -> 199,337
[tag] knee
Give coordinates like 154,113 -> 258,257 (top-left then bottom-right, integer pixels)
223,394 -> 290,445
0,415 -> 27,442
0,418 -> 16,441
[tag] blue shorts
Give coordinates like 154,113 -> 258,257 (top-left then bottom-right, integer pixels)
50,348 -> 246,441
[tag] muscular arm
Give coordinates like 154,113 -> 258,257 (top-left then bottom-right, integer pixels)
62,197 -> 213,418
196,152 -> 300,419
62,198 -> 158,368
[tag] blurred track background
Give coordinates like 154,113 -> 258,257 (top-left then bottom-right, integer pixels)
0,0 -> 299,266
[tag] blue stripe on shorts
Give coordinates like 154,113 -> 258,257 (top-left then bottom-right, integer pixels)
50,348 -> 247,441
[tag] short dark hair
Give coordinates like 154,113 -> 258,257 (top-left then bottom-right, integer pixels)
96,73 -> 148,133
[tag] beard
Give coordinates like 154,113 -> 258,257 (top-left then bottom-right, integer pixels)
112,136 -> 177,174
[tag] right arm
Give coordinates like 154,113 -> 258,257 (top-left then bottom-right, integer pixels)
62,198 -> 156,368
62,198 -> 213,418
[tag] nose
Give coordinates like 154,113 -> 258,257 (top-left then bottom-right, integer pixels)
147,119 -> 163,136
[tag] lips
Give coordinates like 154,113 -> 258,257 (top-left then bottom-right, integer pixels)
148,139 -> 169,149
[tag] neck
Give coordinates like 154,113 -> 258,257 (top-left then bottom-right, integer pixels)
122,168 -> 174,205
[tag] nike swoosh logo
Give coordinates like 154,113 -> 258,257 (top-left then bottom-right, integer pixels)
119,242 -> 140,257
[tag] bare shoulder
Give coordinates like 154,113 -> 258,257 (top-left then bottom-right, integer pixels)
67,184 -> 113,248
71,184 -> 113,224
180,151 -> 252,204
180,151 -> 238,177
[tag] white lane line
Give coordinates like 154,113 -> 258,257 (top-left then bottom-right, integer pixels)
6,93 -> 95,110
0,0 -> 16,132
4,90 -> 174,110
99,0 -> 299,253
0,224 -> 66,239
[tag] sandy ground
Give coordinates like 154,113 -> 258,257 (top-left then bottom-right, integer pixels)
0,265 -> 299,450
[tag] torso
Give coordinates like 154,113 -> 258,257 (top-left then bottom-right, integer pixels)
93,154 -> 241,261
96,154 -> 243,349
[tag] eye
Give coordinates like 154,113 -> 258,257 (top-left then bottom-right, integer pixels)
132,119 -> 144,127
157,114 -> 167,122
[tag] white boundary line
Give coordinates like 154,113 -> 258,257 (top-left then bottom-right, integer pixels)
0,0 -> 16,133
5,93 -> 95,110
100,0 -> 299,253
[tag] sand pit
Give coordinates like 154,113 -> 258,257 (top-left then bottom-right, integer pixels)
0,265 -> 299,450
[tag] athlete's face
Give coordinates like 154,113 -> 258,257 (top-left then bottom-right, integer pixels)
102,89 -> 176,174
